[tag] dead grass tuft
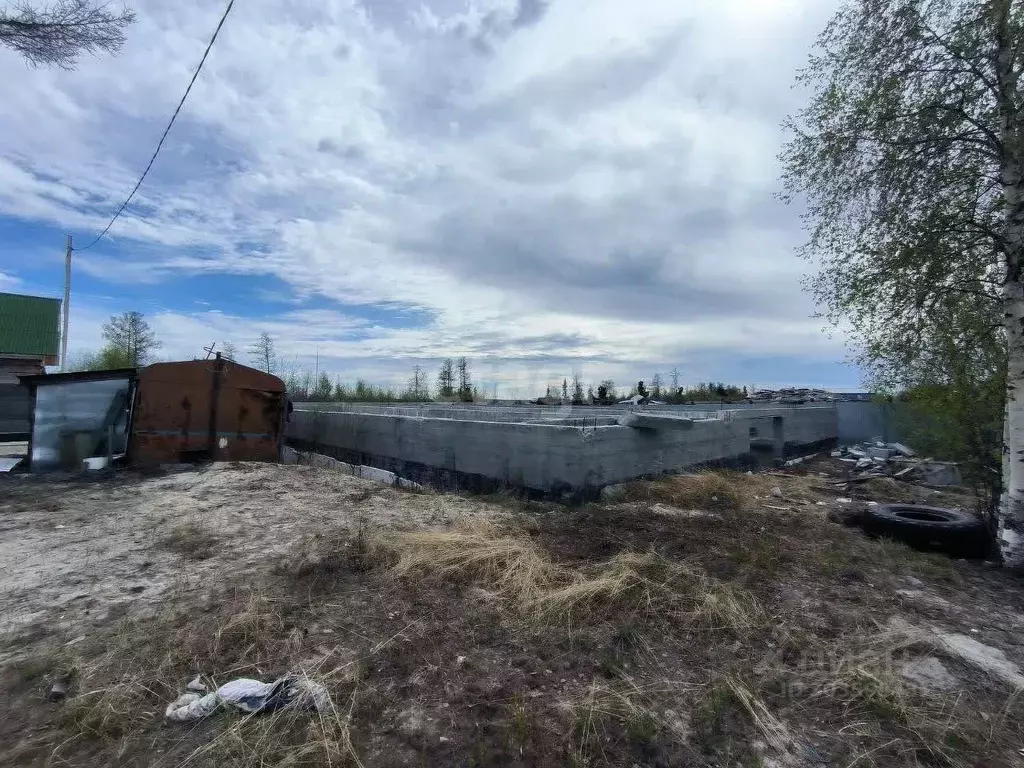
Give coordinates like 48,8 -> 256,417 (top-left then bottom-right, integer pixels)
64,674 -> 155,740
536,551 -> 762,631
283,523 -> 377,584
375,521 -> 761,632
568,679 -> 666,766
160,522 -> 222,560
727,678 -> 791,753
801,630 -> 978,765
620,471 -> 752,510
379,518 -> 560,605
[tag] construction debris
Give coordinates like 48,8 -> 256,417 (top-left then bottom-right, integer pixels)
745,387 -> 838,404
831,439 -> 962,487
165,675 -> 331,722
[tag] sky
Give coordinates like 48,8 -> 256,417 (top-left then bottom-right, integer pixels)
0,0 -> 860,397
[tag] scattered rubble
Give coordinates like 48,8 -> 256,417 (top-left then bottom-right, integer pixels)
746,387 -> 838,404
831,439 -> 962,486
900,657 -> 959,692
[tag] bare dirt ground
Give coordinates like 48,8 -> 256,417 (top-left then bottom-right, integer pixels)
1,460 -> 1023,767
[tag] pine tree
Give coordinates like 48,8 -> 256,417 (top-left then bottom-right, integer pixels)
437,359 -> 455,399
249,332 -> 276,374
457,357 -> 472,402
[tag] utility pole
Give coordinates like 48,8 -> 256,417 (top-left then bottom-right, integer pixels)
61,234 -> 71,372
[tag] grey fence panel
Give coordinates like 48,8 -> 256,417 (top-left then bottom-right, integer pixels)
0,384 -> 30,437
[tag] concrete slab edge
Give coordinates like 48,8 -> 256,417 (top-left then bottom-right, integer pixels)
289,448 -> 423,490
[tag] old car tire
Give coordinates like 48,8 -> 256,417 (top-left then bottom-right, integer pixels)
864,504 -> 991,559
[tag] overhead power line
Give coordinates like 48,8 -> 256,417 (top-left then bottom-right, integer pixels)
76,0 -> 236,251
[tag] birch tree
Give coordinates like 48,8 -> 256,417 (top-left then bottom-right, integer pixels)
781,0 -> 1024,566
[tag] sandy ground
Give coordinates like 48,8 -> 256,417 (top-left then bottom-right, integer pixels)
0,462 -> 488,659
2,460 -> 1024,767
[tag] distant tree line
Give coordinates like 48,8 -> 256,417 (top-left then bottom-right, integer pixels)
73,324 -> 748,405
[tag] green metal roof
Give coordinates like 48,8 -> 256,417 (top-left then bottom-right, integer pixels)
0,292 -> 61,357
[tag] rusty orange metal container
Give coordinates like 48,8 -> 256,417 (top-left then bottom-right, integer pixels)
129,358 -> 286,464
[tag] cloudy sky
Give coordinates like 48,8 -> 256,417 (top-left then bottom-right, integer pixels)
0,0 -> 857,397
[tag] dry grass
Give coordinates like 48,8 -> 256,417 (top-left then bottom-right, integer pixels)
379,519 -> 561,605
160,523 -> 222,561
727,679 -> 791,753
375,520 -> 761,632
283,524 -> 375,584
535,551 -> 762,630
567,678 -> 668,767
620,471 -> 754,510
796,630 -> 982,766
37,587 -> 366,767
5,460 -> 1020,768
180,682 -> 364,768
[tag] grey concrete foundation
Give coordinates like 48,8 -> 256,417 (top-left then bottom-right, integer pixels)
287,404 -> 839,496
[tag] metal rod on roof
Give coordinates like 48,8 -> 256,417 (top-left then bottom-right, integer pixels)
61,235 -> 71,372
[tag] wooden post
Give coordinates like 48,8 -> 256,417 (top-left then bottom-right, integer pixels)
61,235 -> 71,371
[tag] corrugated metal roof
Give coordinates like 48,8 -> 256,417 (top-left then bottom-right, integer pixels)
0,292 -> 61,357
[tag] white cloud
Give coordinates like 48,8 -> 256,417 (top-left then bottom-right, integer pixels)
0,0 -> 854,391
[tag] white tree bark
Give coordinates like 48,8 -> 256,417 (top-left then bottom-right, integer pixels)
996,0 -> 1024,569
999,277 -> 1024,568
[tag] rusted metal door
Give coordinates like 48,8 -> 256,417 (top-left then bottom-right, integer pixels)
130,358 -> 285,464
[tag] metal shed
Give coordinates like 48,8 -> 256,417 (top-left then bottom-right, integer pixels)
129,356 -> 286,464
19,368 -> 137,471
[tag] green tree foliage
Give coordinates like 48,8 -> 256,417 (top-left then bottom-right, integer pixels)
780,0 -> 1022,554
100,310 -> 160,367
72,345 -> 132,372
313,372 -> 333,400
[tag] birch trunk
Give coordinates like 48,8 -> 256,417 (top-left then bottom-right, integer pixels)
996,0 -> 1024,569
1000,277 -> 1024,568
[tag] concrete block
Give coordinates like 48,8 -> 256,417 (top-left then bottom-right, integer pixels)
281,446 -> 300,465
618,413 -> 694,430
397,477 -> 424,491
920,462 -> 963,487
359,465 -> 398,484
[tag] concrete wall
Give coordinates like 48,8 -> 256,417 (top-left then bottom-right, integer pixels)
288,404 -> 841,494
837,401 -> 909,445
762,406 -> 838,448
288,409 -> 751,494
